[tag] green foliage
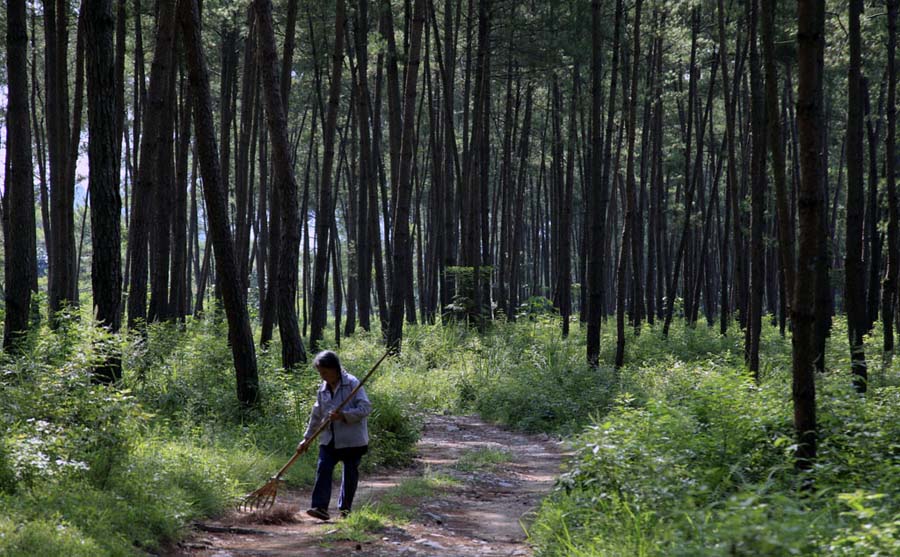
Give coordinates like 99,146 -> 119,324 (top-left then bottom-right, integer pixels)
0,316 -> 418,555
443,266 -> 494,323
526,319 -> 900,556
3,310 -> 898,556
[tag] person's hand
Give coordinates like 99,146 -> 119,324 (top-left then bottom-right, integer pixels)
329,410 -> 346,423
296,439 -> 310,453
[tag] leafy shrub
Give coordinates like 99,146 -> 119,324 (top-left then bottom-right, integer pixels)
528,319 -> 900,556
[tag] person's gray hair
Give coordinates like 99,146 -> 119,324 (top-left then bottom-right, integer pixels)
313,350 -> 342,371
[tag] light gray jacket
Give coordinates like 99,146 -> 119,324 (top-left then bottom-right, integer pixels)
303,370 -> 371,449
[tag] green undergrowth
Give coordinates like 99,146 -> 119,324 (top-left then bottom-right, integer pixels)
3,308 -> 899,555
525,319 -> 900,556
0,314 -> 418,556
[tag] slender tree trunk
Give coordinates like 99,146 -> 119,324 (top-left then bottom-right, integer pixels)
128,0 -> 176,328
309,0 -> 347,352
745,0 -> 766,379
560,66 -> 577,338
884,0 -> 899,363
171,67 -> 191,322
587,0 -> 619,365
387,0 -> 426,351
355,0 -> 374,332
254,0 -> 308,368
179,0 -> 260,405
615,0 -> 642,368
846,0 -> 868,392
864,76 -> 883,333
663,8 -> 699,337
509,86 -> 532,321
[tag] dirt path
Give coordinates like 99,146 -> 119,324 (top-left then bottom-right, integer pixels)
166,414 -> 564,557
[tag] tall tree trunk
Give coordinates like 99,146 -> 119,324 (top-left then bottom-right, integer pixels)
45,0 -> 76,320
309,0 -> 347,352
236,16 -> 258,291
508,86 -> 532,322
884,0 -> 899,362
587,0 -> 620,364
84,0 -> 122,379
387,0 -> 426,351
254,0 -> 308,368
663,8 -> 699,337
745,0 -> 766,379
560,66 -> 577,338
148,47 -> 176,323
171,67 -> 191,322
354,0 -> 374,332
4,0 -> 37,352
127,0 -> 176,328
846,0 -> 867,392
864,76 -> 883,333
179,0 -> 260,405
615,0 -> 642,368
793,0 -> 821,471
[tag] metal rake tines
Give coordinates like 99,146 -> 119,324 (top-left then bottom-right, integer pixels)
239,477 -> 283,512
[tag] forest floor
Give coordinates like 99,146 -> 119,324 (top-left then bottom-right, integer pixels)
165,414 -> 565,557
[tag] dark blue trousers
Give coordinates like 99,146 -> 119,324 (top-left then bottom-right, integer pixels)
310,441 -> 367,512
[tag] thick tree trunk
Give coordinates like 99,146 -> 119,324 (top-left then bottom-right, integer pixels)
45,0 -> 76,320
587,0 -> 620,364
4,0 -> 37,352
793,0 -> 821,471
148,47 -> 176,323
84,0 -> 123,379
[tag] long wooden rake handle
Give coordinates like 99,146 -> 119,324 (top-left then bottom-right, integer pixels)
270,346 -> 394,481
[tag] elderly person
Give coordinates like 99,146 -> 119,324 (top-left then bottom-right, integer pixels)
297,350 -> 372,521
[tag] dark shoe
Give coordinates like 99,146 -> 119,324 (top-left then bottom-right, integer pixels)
306,507 -> 330,521
339,509 -> 351,518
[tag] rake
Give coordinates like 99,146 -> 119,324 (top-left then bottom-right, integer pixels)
239,347 -> 394,512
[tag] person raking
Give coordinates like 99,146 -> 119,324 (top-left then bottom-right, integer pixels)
297,350 -> 372,521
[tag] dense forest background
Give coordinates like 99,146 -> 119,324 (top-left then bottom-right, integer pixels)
1,0 -> 899,555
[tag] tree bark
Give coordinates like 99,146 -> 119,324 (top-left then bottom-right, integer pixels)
4,0 -> 37,352
254,0 -> 308,368
793,0 -> 821,471
84,0 -> 123,380
387,0 -> 426,351
127,0 -> 176,328
615,0 -> 642,368
179,0 -> 260,405
846,0 -> 867,392
309,0 -> 347,352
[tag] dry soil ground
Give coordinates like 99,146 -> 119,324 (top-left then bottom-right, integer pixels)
165,414 -> 564,557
